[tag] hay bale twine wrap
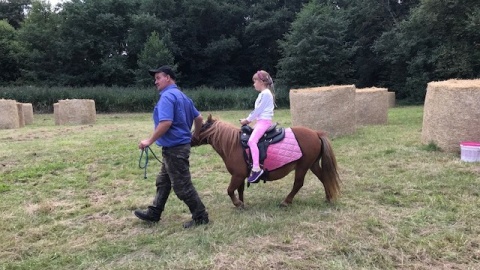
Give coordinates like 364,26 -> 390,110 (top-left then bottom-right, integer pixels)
355,87 -> 389,126
54,99 -> 96,125
290,85 -> 356,137
0,99 -> 20,129
16,103 -> 25,128
22,103 -> 34,125
422,79 -> 480,152
387,91 -> 396,108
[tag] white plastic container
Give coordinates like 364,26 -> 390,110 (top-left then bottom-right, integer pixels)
460,142 -> 480,162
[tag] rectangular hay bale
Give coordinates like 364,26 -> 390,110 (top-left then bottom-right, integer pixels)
290,85 -> 356,137
55,99 -> 96,125
355,87 -> 389,127
0,99 -> 20,129
422,79 -> 480,152
22,103 -> 34,125
16,103 -> 25,128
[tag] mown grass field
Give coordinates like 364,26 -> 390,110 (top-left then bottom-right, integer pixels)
1,106 -> 479,269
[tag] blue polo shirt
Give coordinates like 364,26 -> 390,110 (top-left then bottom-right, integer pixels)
153,84 -> 200,147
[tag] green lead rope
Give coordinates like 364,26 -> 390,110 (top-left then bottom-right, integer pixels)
138,146 -> 162,179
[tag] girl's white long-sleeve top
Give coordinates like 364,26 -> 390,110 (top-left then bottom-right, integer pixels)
246,89 -> 274,122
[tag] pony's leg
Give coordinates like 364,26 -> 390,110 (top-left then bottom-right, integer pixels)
280,168 -> 308,207
310,162 -> 332,202
238,181 -> 245,203
227,176 -> 245,209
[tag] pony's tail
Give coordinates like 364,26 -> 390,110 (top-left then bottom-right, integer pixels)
317,131 -> 341,201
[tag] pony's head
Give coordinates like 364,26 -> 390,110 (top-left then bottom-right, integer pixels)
191,115 -> 241,156
191,114 -> 216,146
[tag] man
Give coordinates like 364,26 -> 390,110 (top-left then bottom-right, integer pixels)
134,65 -> 209,228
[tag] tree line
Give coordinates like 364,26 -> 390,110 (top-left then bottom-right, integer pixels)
1,0 -> 479,104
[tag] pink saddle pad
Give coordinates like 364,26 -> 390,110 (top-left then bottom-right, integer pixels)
245,128 -> 302,171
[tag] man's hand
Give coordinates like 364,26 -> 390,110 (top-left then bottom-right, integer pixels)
139,139 -> 153,150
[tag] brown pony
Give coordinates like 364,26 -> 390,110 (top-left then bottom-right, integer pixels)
191,115 -> 341,208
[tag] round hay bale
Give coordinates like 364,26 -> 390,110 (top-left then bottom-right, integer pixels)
387,92 -> 396,108
355,87 -> 389,127
290,85 -> 356,137
422,79 -> 480,152
16,103 -> 25,128
0,99 -> 20,129
54,99 -> 96,125
22,103 -> 34,125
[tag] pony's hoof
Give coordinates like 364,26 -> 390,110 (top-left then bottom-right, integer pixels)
234,202 -> 245,209
278,202 -> 290,208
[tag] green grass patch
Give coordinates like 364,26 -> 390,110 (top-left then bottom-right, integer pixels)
1,106 -> 479,269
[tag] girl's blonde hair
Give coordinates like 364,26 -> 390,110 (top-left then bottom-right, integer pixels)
253,70 -> 276,105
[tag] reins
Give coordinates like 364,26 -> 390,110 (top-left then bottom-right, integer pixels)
138,146 -> 163,179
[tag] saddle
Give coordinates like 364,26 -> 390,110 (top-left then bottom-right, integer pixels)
240,123 -> 285,175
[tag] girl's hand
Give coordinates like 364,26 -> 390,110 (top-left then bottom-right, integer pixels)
239,119 -> 249,126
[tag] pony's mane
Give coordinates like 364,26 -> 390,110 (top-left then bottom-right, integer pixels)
204,120 -> 240,156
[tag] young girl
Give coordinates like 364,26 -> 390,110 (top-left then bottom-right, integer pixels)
239,70 -> 275,183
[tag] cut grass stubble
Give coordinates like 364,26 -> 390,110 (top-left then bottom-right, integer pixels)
1,107 -> 479,269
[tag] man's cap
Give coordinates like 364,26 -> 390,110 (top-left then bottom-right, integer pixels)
148,65 -> 176,80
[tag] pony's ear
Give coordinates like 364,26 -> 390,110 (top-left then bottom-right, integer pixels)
207,114 -> 213,122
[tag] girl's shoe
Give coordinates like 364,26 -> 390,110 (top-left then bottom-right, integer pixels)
248,169 -> 264,183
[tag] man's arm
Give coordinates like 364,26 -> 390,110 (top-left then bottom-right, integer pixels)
139,120 -> 172,149
193,114 -> 203,139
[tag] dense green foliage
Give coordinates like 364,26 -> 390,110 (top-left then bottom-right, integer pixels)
373,0 -> 480,102
1,0 -> 480,104
0,85 -> 290,112
277,1 -> 355,87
